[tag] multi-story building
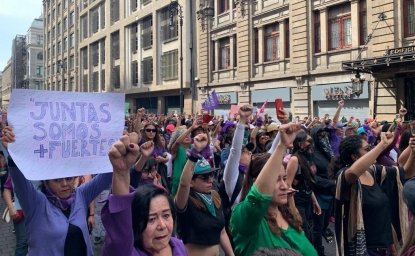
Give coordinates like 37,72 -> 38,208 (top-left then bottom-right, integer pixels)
43,0 -> 78,92
197,0 -> 415,121
2,59 -> 13,107
43,0 -> 197,114
25,17 -> 45,90
11,35 -> 27,91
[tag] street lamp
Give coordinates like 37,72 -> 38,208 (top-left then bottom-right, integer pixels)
169,0 -> 183,114
351,71 -> 364,97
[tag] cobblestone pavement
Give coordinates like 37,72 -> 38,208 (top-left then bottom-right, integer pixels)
0,196 -> 16,256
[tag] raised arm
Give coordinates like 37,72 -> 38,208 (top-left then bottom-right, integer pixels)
332,100 -> 344,125
223,105 -> 252,199
255,123 -> 300,195
402,137 -> 415,179
345,132 -> 394,184
174,133 -> 208,210
108,133 -> 141,195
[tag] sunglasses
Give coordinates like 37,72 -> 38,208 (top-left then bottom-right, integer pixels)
145,128 -> 157,133
195,172 -> 214,182
52,177 -> 76,183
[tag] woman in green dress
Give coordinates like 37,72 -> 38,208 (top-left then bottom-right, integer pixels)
230,123 -> 318,256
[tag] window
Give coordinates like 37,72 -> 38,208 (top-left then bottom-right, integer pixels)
57,41 -> 61,54
219,37 -> 230,69
81,48 -> 88,69
142,15 -> 153,48
101,70 -> 105,91
218,0 -> 229,14
69,77 -> 75,91
82,74 -> 88,92
314,11 -> 321,53
161,50 -> 178,80
69,33 -> 75,48
285,19 -> 290,58
37,52 -> 43,60
131,0 -> 138,12
63,37 -> 67,51
160,8 -> 178,42
131,61 -> 138,86
36,66 -> 43,77
100,4 -> 105,29
63,17 -> 67,32
69,55 -> 75,69
110,0 -> 120,23
233,36 -> 237,67
52,26 -> 55,39
142,0 -> 151,5
404,0 -> 415,37
111,32 -> 120,60
254,29 -> 259,63
57,3 -> 61,16
131,23 -> 138,53
37,35 -> 44,45
142,57 -> 153,83
81,15 -> 88,39
69,11 -> 75,27
91,8 -> 99,34
92,72 -> 99,91
112,66 -> 120,89
359,0 -> 367,45
264,23 -> 279,61
101,40 -> 105,64
91,42 -> 99,66
328,3 -> 351,50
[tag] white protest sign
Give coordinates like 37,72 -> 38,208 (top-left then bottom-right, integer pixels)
7,89 -> 125,180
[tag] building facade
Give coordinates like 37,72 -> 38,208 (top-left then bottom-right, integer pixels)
196,0 -> 414,121
11,35 -> 27,92
2,60 -> 12,107
43,0 -> 197,114
25,18 -> 45,90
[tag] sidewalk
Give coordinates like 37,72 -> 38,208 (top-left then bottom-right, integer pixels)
0,196 -> 16,256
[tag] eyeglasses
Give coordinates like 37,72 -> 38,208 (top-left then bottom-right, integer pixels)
145,128 -> 157,133
195,172 -> 214,182
52,177 -> 76,183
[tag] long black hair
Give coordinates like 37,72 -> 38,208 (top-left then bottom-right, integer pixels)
131,184 -> 175,249
292,130 -> 315,185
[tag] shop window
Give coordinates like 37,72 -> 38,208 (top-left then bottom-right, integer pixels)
359,0 -> 367,45
404,0 -> 415,37
264,23 -> 279,62
328,3 -> 351,50
219,37 -> 230,69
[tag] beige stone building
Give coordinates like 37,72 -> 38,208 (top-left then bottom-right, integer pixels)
43,0 -> 196,114
1,59 -> 12,107
196,0 -> 415,121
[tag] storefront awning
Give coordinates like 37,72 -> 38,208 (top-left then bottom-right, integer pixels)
342,46 -> 415,73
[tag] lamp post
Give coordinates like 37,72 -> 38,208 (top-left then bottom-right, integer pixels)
169,0 -> 183,114
351,71 -> 364,97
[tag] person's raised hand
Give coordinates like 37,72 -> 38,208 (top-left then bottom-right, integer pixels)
278,123 -> 301,148
193,133 -> 208,152
193,114 -> 203,129
2,126 -> 15,144
239,105 -> 253,123
380,131 -> 394,147
109,132 -> 140,173
140,141 -> 154,158
338,100 -> 345,108
407,137 -> 415,152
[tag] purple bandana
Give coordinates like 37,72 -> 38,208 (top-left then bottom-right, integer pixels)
42,186 -> 75,211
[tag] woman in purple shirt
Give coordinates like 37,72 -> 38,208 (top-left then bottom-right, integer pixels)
102,136 -> 187,256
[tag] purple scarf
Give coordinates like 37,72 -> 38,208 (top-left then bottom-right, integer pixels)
42,186 -> 75,211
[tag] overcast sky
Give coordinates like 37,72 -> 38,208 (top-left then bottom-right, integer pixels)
0,0 -> 43,70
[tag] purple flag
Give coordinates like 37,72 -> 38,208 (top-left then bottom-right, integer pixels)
201,90 -> 219,111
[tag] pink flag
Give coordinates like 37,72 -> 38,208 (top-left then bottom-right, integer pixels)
259,99 -> 268,114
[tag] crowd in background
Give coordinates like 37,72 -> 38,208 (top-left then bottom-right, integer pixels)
1,100 -> 415,256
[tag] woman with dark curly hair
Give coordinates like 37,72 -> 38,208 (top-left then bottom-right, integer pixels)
333,133 -> 415,256
230,123 -> 317,256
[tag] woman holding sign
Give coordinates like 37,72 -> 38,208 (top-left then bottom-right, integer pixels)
2,126 -> 113,256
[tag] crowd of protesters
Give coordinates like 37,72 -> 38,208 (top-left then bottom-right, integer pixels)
1,100 -> 415,256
